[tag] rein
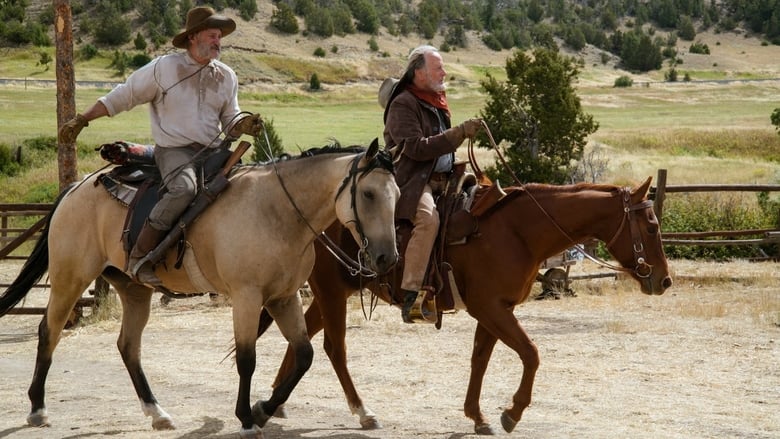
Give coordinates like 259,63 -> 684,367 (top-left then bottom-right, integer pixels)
470,124 -> 654,279
261,131 -> 379,278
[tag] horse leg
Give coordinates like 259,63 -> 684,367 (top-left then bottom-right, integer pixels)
102,267 -> 174,430
316,292 -> 381,429
230,297 -> 264,437
464,322 -> 499,435
268,296 -> 325,419
251,294 -> 313,430
470,307 -> 539,434
26,271 -> 95,427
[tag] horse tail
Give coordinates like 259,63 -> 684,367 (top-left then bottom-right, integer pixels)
0,185 -> 72,317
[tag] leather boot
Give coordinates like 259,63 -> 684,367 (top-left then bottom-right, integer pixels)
401,289 -> 418,323
128,221 -> 166,287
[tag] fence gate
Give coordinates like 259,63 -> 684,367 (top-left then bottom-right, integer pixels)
0,203 -> 109,326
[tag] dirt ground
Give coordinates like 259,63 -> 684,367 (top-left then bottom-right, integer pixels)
0,259 -> 778,439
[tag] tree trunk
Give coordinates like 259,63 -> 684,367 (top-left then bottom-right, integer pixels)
54,0 -> 77,192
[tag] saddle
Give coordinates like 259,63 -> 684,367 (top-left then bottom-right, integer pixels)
95,140 -> 235,282
397,162 -> 508,327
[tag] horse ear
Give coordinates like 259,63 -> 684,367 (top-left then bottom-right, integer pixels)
366,138 -> 379,160
631,176 -> 653,200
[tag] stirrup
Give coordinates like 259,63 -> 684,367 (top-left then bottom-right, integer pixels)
130,255 -> 162,287
407,288 -> 437,324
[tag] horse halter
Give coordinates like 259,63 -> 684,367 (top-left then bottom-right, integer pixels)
603,188 -> 655,278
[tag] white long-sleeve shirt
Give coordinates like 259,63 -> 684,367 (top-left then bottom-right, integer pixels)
99,51 -> 242,148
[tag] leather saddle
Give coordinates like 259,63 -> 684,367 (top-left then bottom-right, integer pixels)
396,162 -> 508,327
94,141 -> 232,265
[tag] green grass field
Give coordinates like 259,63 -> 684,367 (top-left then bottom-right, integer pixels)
1,78 -> 779,204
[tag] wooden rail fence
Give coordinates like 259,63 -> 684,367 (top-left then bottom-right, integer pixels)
651,169 -> 780,248
1,203 -> 108,325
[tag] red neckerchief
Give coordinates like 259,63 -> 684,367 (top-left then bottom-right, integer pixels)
408,85 -> 450,118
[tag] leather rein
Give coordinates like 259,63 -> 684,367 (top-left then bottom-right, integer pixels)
470,122 -> 655,279
260,131 -> 385,278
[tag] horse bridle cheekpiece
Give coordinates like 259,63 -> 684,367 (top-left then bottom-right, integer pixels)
326,149 -> 394,277
605,188 -> 655,278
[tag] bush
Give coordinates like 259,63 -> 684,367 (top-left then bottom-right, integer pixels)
129,53 -> 152,69
271,3 -> 299,34
80,44 -> 99,60
614,75 -> 633,87
0,144 -> 22,176
482,33 -> 502,51
313,47 -> 326,57
309,73 -> 321,90
689,41 -> 711,54
662,193 -> 778,260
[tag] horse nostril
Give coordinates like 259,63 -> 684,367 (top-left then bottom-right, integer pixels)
662,277 -> 673,289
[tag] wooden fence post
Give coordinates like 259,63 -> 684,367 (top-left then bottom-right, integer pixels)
54,0 -> 77,191
654,168 -> 667,225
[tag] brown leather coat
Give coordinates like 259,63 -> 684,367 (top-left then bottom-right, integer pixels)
383,89 -> 459,221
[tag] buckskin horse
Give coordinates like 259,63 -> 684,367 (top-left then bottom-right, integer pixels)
0,140 -> 399,438
260,177 -> 672,435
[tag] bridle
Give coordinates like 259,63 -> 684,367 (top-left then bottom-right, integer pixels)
271,147 -> 394,278
598,188 -> 655,278
469,125 -> 655,279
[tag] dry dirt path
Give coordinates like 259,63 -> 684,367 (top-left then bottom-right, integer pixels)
0,260 -> 778,439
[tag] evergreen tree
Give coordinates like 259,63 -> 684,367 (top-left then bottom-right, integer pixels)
478,48 -> 599,184
271,3 -> 299,34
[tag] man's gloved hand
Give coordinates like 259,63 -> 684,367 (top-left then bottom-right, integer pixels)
460,118 -> 483,138
59,114 -> 89,144
231,113 -> 264,137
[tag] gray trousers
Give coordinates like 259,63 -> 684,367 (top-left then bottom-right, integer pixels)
147,145 -> 203,231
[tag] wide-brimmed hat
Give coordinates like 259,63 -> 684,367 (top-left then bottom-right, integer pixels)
378,77 -> 399,109
172,6 -> 236,48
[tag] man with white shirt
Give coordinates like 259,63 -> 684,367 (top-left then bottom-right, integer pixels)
59,6 -> 262,286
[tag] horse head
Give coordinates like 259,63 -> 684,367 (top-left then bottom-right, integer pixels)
603,177 -> 672,295
334,138 -> 400,275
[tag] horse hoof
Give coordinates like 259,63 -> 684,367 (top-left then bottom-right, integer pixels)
152,416 -> 176,430
359,415 -> 382,430
26,409 -> 50,427
251,401 -> 271,428
273,404 -> 288,419
500,410 -> 518,433
474,422 -> 496,435
239,425 -> 265,438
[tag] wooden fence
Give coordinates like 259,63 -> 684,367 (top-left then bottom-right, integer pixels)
651,169 -> 780,248
0,203 -> 108,325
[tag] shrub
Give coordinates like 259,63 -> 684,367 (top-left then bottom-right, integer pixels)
313,47 -> 326,57
482,33 -> 502,51
251,118 -> 285,163
689,41 -> 711,54
134,32 -> 147,51
271,3 -> 299,34
129,53 -> 152,69
0,144 -> 22,176
368,36 -> 378,52
614,75 -> 633,87
309,73 -> 321,90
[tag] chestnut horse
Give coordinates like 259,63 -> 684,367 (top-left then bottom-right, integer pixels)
261,177 -> 672,435
0,141 -> 399,438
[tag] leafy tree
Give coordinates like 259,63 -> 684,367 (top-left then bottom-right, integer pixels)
478,48 -> 599,184
677,15 -> 696,40
271,3 -> 299,34
305,7 -> 334,37
621,28 -> 662,71
94,5 -> 131,45
237,0 -> 257,20
347,0 -> 379,34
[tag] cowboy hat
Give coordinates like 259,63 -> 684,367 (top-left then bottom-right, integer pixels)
378,77 -> 399,109
172,6 -> 236,49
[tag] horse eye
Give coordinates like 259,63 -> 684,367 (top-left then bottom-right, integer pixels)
363,190 -> 374,201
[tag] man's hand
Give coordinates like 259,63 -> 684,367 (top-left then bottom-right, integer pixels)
59,114 -> 89,144
460,118 -> 483,138
231,113 -> 264,137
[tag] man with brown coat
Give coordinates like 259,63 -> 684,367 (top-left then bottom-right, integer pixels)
380,45 -> 482,323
